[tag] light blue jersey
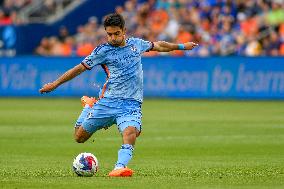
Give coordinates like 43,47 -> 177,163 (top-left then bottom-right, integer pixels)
82,37 -> 153,102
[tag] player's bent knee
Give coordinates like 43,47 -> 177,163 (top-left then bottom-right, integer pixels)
74,126 -> 91,143
74,135 -> 86,143
122,126 -> 140,145
74,132 -> 87,143
123,127 -> 136,135
123,126 -> 140,137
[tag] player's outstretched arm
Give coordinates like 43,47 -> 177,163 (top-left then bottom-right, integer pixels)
152,41 -> 198,52
39,63 -> 87,94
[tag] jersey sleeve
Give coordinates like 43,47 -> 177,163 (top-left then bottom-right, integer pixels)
81,45 -> 106,70
136,38 -> 154,54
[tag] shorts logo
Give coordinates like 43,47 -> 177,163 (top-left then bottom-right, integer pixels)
87,112 -> 93,119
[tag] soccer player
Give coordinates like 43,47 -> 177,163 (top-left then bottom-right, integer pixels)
39,13 -> 198,177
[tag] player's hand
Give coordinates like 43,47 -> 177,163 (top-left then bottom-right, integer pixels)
39,82 -> 57,94
184,42 -> 198,50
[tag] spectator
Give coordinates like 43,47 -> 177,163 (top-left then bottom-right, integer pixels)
0,8 -> 12,25
35,37 -> 51,56
34,0 -> 284,57
76,41 -> 94,57
61,36 -> 75,56
245,37 -> 262,56
58,26 -> 69,42
0,0 -> 32,25
267,31 -> 281,56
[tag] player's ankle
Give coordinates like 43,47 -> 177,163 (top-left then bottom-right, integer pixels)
114,163 -> 125,170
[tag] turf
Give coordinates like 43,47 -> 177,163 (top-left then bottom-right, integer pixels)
0,98 -> 284,188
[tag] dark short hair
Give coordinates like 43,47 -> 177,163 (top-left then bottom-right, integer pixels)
103,13 -> 125,29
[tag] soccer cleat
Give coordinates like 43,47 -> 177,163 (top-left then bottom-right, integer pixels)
108,167 -> 133,177
81,96 -> 97,108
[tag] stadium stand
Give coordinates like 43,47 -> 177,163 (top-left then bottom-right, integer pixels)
1,0 -> 284,56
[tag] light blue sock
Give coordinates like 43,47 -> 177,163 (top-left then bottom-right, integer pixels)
114,144 -> 134,169
75,105 -> 91,128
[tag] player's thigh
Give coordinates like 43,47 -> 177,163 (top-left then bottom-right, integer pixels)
116,100 -> 142,136
82,116 -> 116,134
81,99 -> 117,134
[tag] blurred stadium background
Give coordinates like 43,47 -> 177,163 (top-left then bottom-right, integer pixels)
0,0 -> 284,98
0,0 -> 284,188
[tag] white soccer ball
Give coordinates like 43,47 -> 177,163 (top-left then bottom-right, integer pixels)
72,152 -> 99,177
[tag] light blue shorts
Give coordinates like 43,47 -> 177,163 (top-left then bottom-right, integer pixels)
81,98 -> 142,134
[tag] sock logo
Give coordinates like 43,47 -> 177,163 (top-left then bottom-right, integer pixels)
121,144 -> 134,151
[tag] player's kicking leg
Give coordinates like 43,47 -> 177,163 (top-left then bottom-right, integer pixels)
74,96 -> 97,143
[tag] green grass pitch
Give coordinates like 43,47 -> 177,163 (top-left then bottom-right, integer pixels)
0,98 -> 284,188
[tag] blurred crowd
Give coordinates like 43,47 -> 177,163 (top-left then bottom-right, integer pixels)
29,0 -> 73,20
0,0 -> 72,25
35,0 -> 284,57
0,0 -> 32,25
